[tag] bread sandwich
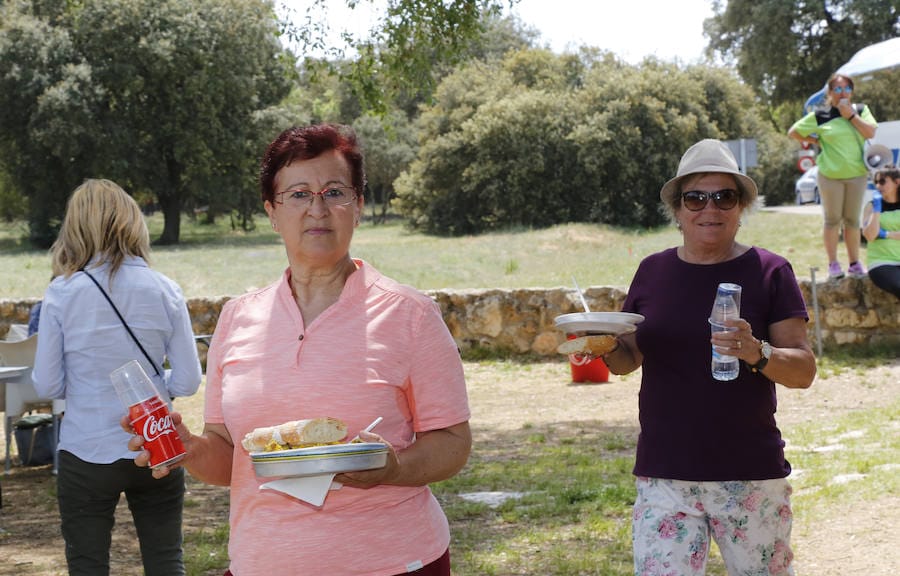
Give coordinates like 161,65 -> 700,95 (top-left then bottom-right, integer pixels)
556,334 -> 618,356
241,417 -> 348,452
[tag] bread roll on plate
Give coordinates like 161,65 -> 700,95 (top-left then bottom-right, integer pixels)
241,417 -> 348,452
557,335 -> 618,356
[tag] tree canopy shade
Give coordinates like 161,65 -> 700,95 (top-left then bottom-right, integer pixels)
0,0 -> 294,246
395,49 -> 787,235
1,0 -> 525,245
705,0 -> 900,107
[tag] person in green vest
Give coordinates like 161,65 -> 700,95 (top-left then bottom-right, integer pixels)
789,73 -> 878,279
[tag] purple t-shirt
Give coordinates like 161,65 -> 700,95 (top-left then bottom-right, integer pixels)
622,247 -> 808,481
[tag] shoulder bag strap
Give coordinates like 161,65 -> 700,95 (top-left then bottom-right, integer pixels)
80,267 -> 161,376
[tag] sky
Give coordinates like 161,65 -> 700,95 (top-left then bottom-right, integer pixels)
277,0 -> 716,64
512,0 -> 715,63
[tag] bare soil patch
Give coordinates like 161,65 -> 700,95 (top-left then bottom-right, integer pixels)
2,359 -> 897,575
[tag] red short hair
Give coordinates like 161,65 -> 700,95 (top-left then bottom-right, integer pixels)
259,124 -> 365,204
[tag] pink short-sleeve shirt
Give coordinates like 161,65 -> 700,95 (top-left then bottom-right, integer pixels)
205,260 -> 470,575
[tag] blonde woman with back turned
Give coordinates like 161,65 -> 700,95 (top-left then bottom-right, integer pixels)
33,179 -> 201,575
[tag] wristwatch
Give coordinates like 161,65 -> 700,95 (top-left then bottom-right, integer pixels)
749,340 -> 773,373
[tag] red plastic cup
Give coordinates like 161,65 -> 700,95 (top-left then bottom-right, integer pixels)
566,334 -> 610,383
111,360 -> 186,468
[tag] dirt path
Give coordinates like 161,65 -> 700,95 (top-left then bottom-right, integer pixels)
1,359 -> 897,575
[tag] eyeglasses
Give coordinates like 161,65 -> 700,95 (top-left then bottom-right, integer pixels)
874,178 -> 886,186
681,189 -> 740,211
274,185 -> 357,210
832,86 -> 853,94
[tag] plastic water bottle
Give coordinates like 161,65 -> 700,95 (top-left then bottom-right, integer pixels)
709,283 -> 742,381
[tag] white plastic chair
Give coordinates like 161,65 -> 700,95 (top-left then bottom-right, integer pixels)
4,324 -> 29,342
0,335 -> 65,474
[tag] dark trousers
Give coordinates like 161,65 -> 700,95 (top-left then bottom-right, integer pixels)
57,449 -> 186,576
869,265 -> 900,299
223,548 -> 451,576
406,549 -> 451,576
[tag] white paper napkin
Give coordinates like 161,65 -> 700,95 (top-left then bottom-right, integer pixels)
259,474 -> 342,506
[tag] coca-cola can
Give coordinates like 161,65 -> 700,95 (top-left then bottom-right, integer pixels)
129,396 -> 186,469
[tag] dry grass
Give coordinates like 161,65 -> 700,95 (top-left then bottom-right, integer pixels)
0,208 -> 825,300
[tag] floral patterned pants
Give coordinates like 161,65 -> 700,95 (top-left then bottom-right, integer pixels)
632,477 -> 794,576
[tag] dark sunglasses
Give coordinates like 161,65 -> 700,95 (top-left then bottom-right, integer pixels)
874,178 -> 886,185
681,189 -> 740,211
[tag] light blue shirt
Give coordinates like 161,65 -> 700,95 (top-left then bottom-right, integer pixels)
33,256 -> 202,464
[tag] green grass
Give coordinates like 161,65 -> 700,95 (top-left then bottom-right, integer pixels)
429,393 -> 898,575
6,371 -> 893,575
183,523 -> 230,575
433,425 -> 641,575
811,341 -> 899,379
786,402 -> 900,506
0,207 -> 825,299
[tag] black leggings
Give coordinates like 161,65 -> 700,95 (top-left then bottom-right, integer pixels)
868,265 -> 900,299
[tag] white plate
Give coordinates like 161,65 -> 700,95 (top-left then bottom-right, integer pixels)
556,320 -> 637,336
251,442 -> 388,478
554,312 -> 644,326
554,312 -> 644,335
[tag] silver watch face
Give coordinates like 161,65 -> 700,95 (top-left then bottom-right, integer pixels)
761,341 -> 773,359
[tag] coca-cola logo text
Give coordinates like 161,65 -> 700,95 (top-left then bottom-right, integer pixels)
140,412 -> 176,442
569,353 -> 592,366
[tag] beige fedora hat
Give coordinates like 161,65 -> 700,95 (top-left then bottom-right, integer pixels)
659,139 -> 758,206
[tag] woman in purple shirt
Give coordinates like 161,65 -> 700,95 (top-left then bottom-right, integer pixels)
601,140 -> 817,575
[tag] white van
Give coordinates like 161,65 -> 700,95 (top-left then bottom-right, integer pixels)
869,119 -> 900,167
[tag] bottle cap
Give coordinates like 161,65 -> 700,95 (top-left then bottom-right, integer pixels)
716,282 -> 741,296
715,282 -> 742,314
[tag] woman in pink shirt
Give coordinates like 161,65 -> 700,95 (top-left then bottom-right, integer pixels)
128,124 -> 472,575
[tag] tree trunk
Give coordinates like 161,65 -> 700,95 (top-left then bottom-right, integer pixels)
155,151 -> 185,245
155,192 -> 182,245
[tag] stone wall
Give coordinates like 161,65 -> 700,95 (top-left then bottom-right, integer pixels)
2,278 -> 897,358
